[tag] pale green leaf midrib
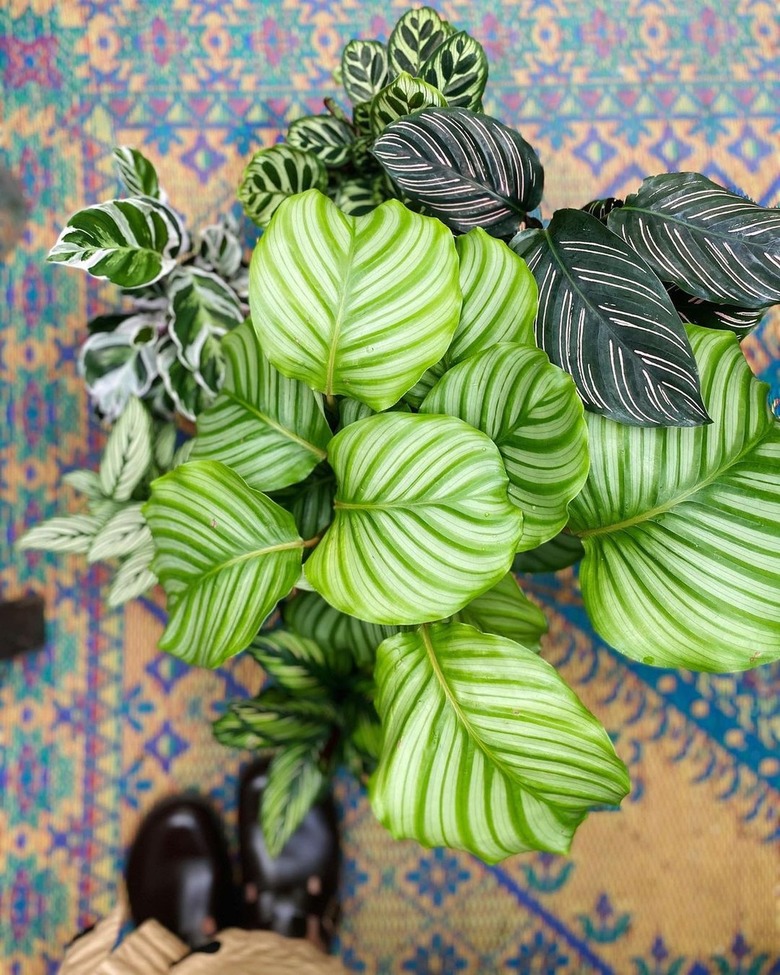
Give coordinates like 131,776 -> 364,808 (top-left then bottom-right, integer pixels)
324,228 -> 358,396
222,389 -> 328,459
166,537 -> 304,599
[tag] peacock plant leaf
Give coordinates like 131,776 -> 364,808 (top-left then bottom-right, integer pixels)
143,461 -> 304,667
191,321 -> 331,492
452,573 -> 548,652
262,744 -> 329,858
238,145 -> 327,229
112,146 -> 161,200
287,114 -> 356,168
304,413 -> 524,625
387,6 -> 455,76
369,72 -> 447,134
157,342 -> 219,422
332,175 -> 386,217
371,621 -> 630,862
213,687 -> 336,752
568,326 -> 780,672
421,343 -> 589,551
341,39 -> 390,105
511,208 -> 710,428
418,30 -> 488,110
18,513 -> 108,555
249,190 -> 460,411
247,628 -> 352,690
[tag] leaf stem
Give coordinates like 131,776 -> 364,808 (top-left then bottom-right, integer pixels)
302,535 -> 322,549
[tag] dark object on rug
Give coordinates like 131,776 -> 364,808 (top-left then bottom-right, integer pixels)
0,165 -> 29,260
0,593 -> 46,660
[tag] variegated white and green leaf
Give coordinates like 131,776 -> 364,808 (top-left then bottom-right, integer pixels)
288,114 -> 355,168
422,344 -> 589,550
569,326 -> 780,672
87,504 -> 151,563
191,321 -> 331,492
168,267 -> 243,371
341,39 -> 390,105
18,513 -> 106,555
369,72 -> 446,134
263,744 -> 328,858
112,146 -> 161,200
453,573 -> 547,652
305,413 -> 524,624
418,31 -> 487,110
79,313 -> 159,422
387,6 -> 455,76
157,342 -> 219,422
107,540 -> 157,607
196,221 -> 243,280
48,198 -> 182,287
249,190 -> 460,411
371,621 -> 629,861
143,461 -> 304,667
608,172 -> 780,307
238,145 -> 327,229
512,208 -> 710,427
99,396 -> 153,501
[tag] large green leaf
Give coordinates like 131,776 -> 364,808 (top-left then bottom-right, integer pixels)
421,344 -> 589,551
607,172 -> 780,307
511,208 -> 710,427
418,30 -> 488,110
143,461 -> 304,667
569,326 -> 780,672
249,190 -> 460,411
238,145 -> 327,229
305,413 -> 524,625
191,321 -> 331,493
341,39 -> 390,105
112,146 -> 160,199
373,108 -> 544,237
453,573 -> 547,652
262,744 -> 328,858
387,7 -> 455,76
167,268 -> 243,372
48,198 -> 182,287
287,115 -> 355,168
99,396 -> 153,501
371,621 -> 629,861
369,72 -> 447,134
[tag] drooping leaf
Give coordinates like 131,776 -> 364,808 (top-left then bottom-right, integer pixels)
248,628 -> 351,689
87,504 -> 151,562
666,283 -> 766,336
18,514 -> 106,555
238,145 -> 327,229
568,326 -> 780,672
371,621 -> 630,861
167,267 -> 243,372
262,744 -> 328,858
48,198 -> 182,287
287,115 -> 355,168
607,172 -> 780,307
213,687 -> 334,752
387,7 -> 455,76
341,39 -> 390,105
511,208 -> 710,427
513,532 -> 585,574
112,146 -> 160,199
418,31 -> 488,110
332,175 -> 386,217
143,461 -> 304,667
369,72 -> 447,134
421,344 -> 589,550
99,397 -> 153,501
249,190 -> 460,411
107,541 -> 156,607
305,413 -> 524,625
453,573 -> 547,652
373,107 -> 544,237
191,321 -> 331,492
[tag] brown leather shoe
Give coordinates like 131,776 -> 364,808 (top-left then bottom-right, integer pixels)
238,760 -> 341,948
125,795 -> 239,949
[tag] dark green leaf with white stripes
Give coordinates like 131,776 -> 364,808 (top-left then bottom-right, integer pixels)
342,39 -> 390,105
387,7 -> 455,76
287,115 -> 355,168
371,621 -> 629,861
607,172 -> 780,307
247,629 -> 351,693
511,208 -> 709,427
113,146 -> 160,199
238,146 -> 327,229
305,413 -> 524,625
369,72 -> 447,134
452,573 -> 547,652
213,687 -> 334,752
666,283 -> 766,336
263,744 -> 329,858
569,326 -> 780,672
418,31 -> 488,110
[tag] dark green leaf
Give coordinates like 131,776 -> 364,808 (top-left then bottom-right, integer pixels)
666,283 -> 766,336
419,30 -> 488,110
287,115 -> 355,168
388,7 -> 455,76
113,146 -> 160,199
247,629 -> 351,691
513,532 -> 585,573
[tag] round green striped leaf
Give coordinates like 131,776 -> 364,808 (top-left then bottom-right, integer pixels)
569,326 -> 780,672
421,344 -> 589,551
453,573 -> 547,652
287,115 -> 355,168
388,7 -> 455,77
144,461 -> 304,667
371,621 -> 630,861
418,30 -> 488,110
249,190 -> 461,411
341,39 -> 390,105
369,72 -> 447,135
238,145 -> 327,229
192,321 -> 331,492
305,413 -> 524,625
48,198 -> 182,287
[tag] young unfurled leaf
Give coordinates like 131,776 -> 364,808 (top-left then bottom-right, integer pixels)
99,397 -> 153,501
369,72 -> 447,134
287,115 -> 355,168
112,146 -> 161,200
418,30 -> 488,110
387,6 -> 455,76
238,145 -> 327,229
341,39 -> 390,105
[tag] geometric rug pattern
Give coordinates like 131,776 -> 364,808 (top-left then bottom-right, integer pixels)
1,1 -> 778,971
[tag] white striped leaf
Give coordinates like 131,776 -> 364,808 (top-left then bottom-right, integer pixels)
197,221 -> 243,280
448,228 -> 537,365
191,321 -> 331,492
402,360 -> 446,409
666,283 -> 766,336
305,413 -> 524,625
369,72 -> 447,134
143,461 -> 304,667
569,326 -> 780,672
341,39 -> 390,105
513,532 -> 584,574
113,146 -> 160,199
511,208 -> 710,427
87,503 -> 151,563
388,7 -> 455,76
263,744 -> 328,857
418,31 -> 488,110
248,629 -> 351,689
154,423 -> 177,470
48,198 -> 182,287
168,268 -> 243,372
107,541 -> 156,607
18,514 -> 105,555
100,397 -> 153,501
453,573 -> 547,652
371,621 -> 630,861
607,172 -> 780,307
80,314 -> 159,422
421,344 -> 589,551
249,190 -> 460,411
238,146 -> 327,229
287,115 -> 355,168
373,108 -> 544,237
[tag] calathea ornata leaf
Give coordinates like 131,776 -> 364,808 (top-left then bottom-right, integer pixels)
87,503 -> 151,562
248,628 -> 351,690
580,197 -> 624,223
287,115 -> 355,168
452,573 -> 547,652
48,198 -> 182,287
511,208 -> 710,427
213,688 -> 335,752
100,397 -> 153,501
418,31 -> 488,110
513,532 -> 585,574
568,326 -> 780,672
107,540 -> 156,607
263,744 -> 328,858
341,39 -> 390,105
387,6 -> 455,76
607,172 -> 780,307
112,146 -> 161,200
371,621 -> 629,861
238,145 -> 327,229
666,283 -> 766,336
305,413 -> 524,625
369,72 -> 447,135
18,514 -> 106,555
421,344 -> 589,551
249,190 -> 460,411
168,267 -> 243,371
373,108 -> 544,237
143,461 -> 304,667
448,228 -> 537,365
332,176 -> 386,217
191,321 -> 331,492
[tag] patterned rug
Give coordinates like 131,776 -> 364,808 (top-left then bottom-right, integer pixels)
1,1 -> 778,972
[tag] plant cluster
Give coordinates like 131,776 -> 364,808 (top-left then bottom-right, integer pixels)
22,7 -> 780,862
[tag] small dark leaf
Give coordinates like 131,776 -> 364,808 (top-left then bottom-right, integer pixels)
369,72 -> 446,135
287,115 -> 355,168
342,39 -> 390,105
238,146 -> 327,229
666,283 -> 766,336
581,197 -> 624,223
418,30 -> 488,110
387,6 -> 455,76
513,532 -> 585,573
